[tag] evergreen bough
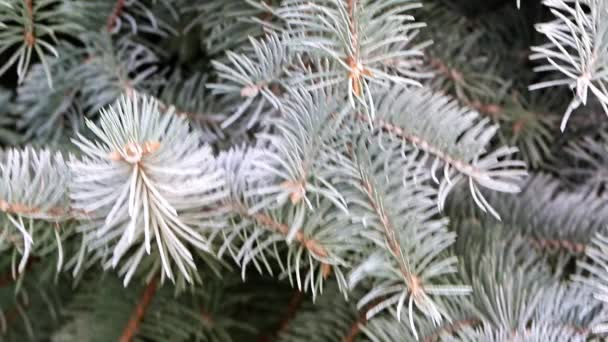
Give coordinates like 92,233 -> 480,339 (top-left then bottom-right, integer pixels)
0,0 -> 607,341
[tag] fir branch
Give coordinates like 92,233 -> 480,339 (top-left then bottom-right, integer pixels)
119,276 -> 159,342
0,147 -> 72,274
231,203 -> 332,277
354,87 -> 527,218
216,145 -> 350,298
70,93 -> 226,284
246,210 -> 330,263
0,0 -> 81,86
575,234 -> 608,334
346,141 -> 470,339
74,34 -> 160,115
209,33 -> 289,129
360,176 -> 414,286
359,113 -> 484,181
531,0 -> 608,131
449,173 -> 608,252
279,0 -> 427,118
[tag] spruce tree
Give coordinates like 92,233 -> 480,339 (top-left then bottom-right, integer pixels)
0,0 -> 607,341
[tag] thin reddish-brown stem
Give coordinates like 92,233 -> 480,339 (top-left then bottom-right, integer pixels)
200,307 -> 214,325
341,297 -> 386,342
355,113 -> 486,180
0,257 -> 40,288
422,318 -> 481,342
467,100 -> 503,117
276,291 -> 305,335
530,237 -> 586,254
24,0 -> 35,46
0,200 -> 89,219
342,315 -> 365,342
360,177 -> 413,284
347,0 -> 356,32
345,0 -> 373,96
428,57 -> 463,83
427,56 -> 504,118
243,209 -> 332,278
119,276 -> 159,342
156,101 -> 224,125
257,290 -> 305,342
107,0 -> 126,32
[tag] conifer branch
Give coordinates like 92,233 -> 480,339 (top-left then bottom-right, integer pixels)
249,212 -> 328,259
427,55 -> 504,117
356,113 -> 485,183
360,178 -> 413,283
119,276 -> 159,342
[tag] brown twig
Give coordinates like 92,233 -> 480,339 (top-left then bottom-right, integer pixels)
467,100 -> 503,118
422,318 -> 481,342
360,176 -> 421,293
257,290 -> 305,342
156,101 -> 224,125
529,237 -> 586,254
277,290 -> 305,333
346,0 -> 357,41
429,57 -> 463,83
344,0 -> 373,96
427,56 -> 505,119
250,212 -> 326,256
248,210 -> 332,278
107,0 -> 126,32
0,200 -> 88,219
0,257 -> 40,288
356,113 -> 490,179
119,276 -> 159,342
341,296 -> 387,342
342,314 -> 366,342
200,306 -> 214,325
23,0 -> 35,47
